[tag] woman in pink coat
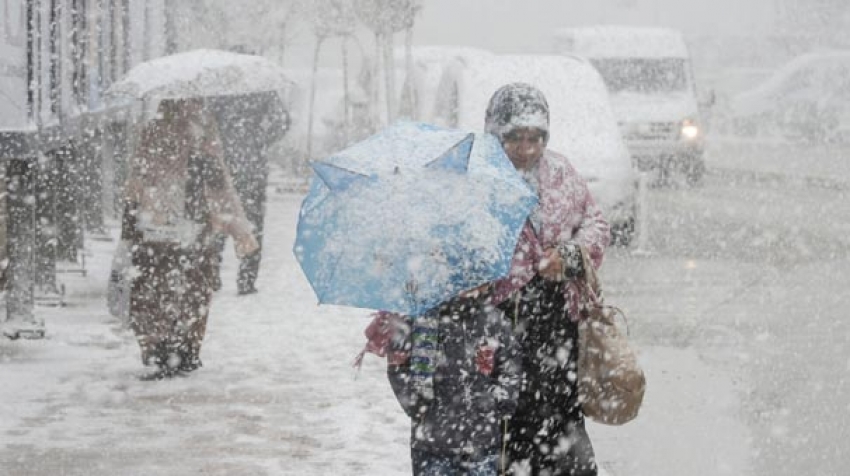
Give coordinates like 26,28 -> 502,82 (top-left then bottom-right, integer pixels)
487,83 -> 610,476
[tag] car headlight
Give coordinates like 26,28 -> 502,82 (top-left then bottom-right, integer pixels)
680,119 -> 700,140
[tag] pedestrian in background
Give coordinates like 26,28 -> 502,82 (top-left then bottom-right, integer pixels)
485,83 -> 611,475
209,86 -> 289,295
122,98 -> 258,380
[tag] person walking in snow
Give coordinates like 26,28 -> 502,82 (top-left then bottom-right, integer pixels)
485,83 -> 610,475
122,98 -> 258,380
364,283 -> 521,476
208,88 -> 289,296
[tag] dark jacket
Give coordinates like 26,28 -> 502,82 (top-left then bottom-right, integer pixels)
209,91 -> 289,176
499,275 -> 598,475
387,295 -> 521,459
504,276 -> 582,424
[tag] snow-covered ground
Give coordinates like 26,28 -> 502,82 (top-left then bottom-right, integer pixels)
11,134 -> 850,474
0,182 -> 755,475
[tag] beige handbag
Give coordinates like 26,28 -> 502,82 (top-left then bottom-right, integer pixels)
576,248 -> 646,425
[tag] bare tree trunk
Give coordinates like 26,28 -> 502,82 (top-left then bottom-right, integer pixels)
143,1 -> 151,60
341,35 -> 350,145
218,8 -> 231,50
278,22 -> 287,67
164,0 -> 178,54
306,36 -> 324,161
372,31 -> 381,126
404,26 -> 415,119
4,159 -> 41,338
383,33 -> 396,124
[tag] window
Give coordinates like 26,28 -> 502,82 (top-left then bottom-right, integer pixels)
590,58 -> 688,94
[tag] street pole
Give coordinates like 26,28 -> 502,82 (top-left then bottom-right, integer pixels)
3,159 -> 42,339
165,0 -> 177,54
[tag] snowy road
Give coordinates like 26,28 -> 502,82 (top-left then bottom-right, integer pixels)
1,138 -> 848,475
617,138 -> 850,476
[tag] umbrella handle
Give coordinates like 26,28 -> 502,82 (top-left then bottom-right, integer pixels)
404,279 -> 421,314
501,418 -> 509,476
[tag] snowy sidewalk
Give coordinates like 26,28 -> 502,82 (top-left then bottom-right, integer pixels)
0,193 -> 413,475
0,191 -> 747,475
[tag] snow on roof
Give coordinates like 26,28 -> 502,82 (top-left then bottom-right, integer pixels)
108,49 -> 295,100
400,46 -> 494,121
396,45 -> 494,66
553,26 -> 689,59
435,53 -> 630,180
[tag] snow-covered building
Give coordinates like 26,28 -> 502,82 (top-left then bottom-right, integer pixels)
0,0 -> 169,337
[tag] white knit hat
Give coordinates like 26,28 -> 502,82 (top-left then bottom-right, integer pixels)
484,82 -> 550,145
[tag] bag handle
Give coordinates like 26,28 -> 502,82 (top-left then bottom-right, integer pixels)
574,247 -> 632,336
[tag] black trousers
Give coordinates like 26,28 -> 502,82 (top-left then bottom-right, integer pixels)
500,275 -> 597,476
214,167 -> 267,292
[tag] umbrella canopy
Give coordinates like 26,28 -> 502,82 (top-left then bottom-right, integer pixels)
293,121 -> 537,315
106,49 -> 294,101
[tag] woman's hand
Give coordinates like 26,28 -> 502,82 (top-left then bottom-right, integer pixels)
538,247 -> 565,282
234,234 -> 259,258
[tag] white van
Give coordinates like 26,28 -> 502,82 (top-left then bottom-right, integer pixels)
553,26 -> 706,184
432,53 -> 639,245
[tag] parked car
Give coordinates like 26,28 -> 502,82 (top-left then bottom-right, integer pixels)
396,46 -> 494,122
725,50 -> 850,143
432,53 -> 639,245
553,26 -> 706,184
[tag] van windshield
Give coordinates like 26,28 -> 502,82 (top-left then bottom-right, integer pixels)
589,58 -> 688,93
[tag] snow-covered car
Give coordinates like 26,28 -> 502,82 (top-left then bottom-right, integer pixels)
553,26 -> 706,184
432,53 -> 639,245
726,50 -> 850,143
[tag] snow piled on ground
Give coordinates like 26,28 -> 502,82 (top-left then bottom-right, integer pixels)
0,188 -> 748,475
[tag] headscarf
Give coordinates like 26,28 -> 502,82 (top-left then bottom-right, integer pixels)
484,82 -> 550,145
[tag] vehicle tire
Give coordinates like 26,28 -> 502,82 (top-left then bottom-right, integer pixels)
650,156 -> 674,188
683,157 -> 705,187
610,216 -> 635,247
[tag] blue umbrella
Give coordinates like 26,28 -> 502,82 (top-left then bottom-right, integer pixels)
293,121 -> 537,315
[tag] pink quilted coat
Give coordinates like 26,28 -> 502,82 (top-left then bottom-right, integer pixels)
491,149 -> 610,320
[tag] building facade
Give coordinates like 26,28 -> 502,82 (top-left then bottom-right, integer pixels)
0,0 -> 169,337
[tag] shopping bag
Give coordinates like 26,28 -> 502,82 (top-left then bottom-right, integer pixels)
576,247 -> 646,425
107,240 -> 132,323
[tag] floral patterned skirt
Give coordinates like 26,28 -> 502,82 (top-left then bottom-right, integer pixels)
129,241 -> 217,367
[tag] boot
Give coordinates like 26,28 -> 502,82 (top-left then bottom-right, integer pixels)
139,342 -> 178,381
139,367 -> 176,381
178,351 -> 203,373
